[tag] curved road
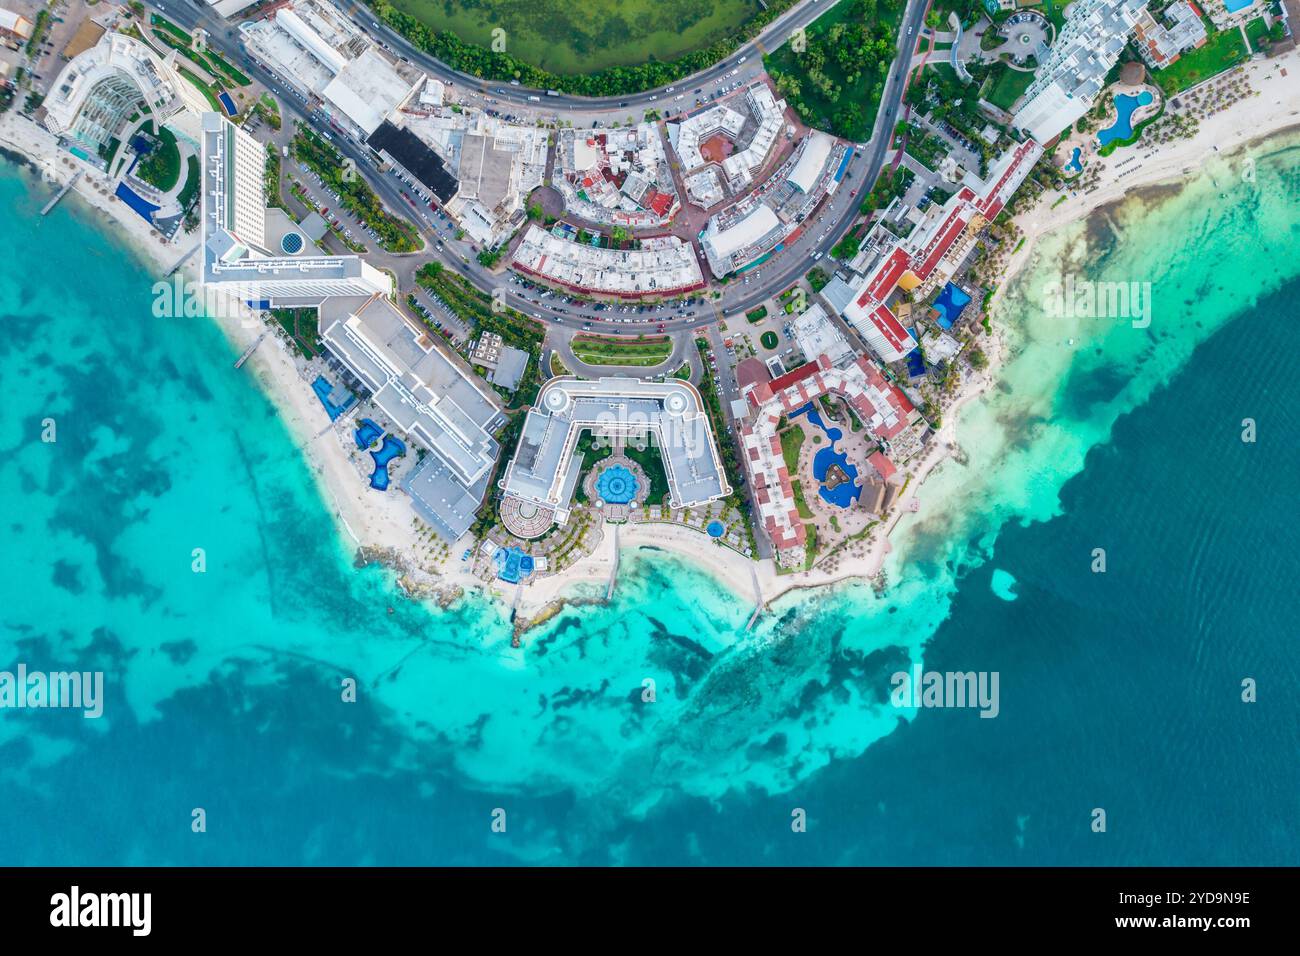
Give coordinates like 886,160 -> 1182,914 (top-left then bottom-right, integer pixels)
163,0 -> 929,336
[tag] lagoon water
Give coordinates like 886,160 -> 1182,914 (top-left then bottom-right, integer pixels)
2,137 -> 1298,865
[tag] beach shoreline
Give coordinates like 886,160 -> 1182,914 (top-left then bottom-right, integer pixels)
7,47 -> 1300,627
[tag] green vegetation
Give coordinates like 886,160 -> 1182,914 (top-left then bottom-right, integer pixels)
983,64 -> 1036,112
135,127 -> 181,191
26,10 -> 51,57
151,14 -> 253,86
791,478 -> 814,520
1154,24 -> 1248,96
177,156 -> 201,213
780,426 -> 804,473
622,442 -> 671,505
902,122 -> 947,170
859,163 -> 914,215
760,330 -> 779,350
476,245 -> 505,268
254,94 -> 281,131
745,305 -> 768,323
271,308 -> 322,358
372,0 -> 801,96
764,0 -> 905,141
264,148 -> 283,210
570,334 -> 673,367
806,267 -> 830,292
293,124 -> 420,253
416,262 -> 543,406
179,70 -> 223,111
830,233 -> 862,261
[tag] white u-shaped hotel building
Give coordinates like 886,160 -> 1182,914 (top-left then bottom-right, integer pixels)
501,377 -> 731,529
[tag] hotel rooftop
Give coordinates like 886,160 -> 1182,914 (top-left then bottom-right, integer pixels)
839,139 -> 1042,362
512,225 -> 705,299
200,112 -> 390,305
501,377 -> 730,527
319,294 -> 505,539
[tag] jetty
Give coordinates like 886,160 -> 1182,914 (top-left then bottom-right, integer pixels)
744,565 -> 765,631
166,243 -> 200,276
40,170 -> 82,216
605,524 -> 620,601
233,331 -> 269,369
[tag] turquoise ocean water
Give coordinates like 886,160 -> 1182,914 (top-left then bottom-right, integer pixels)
1,136 -> 1298,865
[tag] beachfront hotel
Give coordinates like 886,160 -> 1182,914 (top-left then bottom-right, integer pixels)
1012,0 -> 1150,143
43,32 -> 210,162
735,354 -> 915,568
836,138 -> 1043,363
199,112 -> 390,305
498,377 -> 731,535
319,293 -> 506,540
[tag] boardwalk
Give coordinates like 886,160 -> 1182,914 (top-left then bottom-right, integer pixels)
40,170 -> 82,216
233,331 -> 269,369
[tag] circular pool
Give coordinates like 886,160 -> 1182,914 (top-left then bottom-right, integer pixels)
595,464 -> 639,504
281,232 -> 304,254
706,520 -> 725,538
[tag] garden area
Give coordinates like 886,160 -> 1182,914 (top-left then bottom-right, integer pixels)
982,64 -> 1036,112
570,334 -> 673,367
134,126 -> 181,192
764,0 -> 906,141
1154,22 -> 1248,96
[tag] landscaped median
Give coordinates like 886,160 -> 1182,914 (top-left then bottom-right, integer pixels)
570,334 -> 674,368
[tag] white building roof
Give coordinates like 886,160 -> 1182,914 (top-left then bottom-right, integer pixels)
321,47 -> 418,136
788,131 -> 834,193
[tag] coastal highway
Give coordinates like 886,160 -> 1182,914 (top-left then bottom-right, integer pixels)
159,0 -> 928,335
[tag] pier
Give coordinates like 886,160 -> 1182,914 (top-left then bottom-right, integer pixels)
605,525 -> 620,601
40,170 -> 82,216
166,243 -> 200,276
233,331 -> 269,369
744,565 -> 765,631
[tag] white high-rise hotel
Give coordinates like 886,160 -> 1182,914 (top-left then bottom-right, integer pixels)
1013,0 -> 1150,143
200,112 -> 390,304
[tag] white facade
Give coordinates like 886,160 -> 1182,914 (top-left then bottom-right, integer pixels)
200,113 -> 390,304
1013,0 -> 1149,142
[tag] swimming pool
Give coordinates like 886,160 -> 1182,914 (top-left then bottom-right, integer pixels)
354,418 -> 383,450
312,375 -> 355,421
932,282 -> 972,329
368,435 -> 405,491
1065,146 -> 1083,175
706,520 -> 725,538
596,464 -> 639,504
1223,0 -> 1255,10
793,404 -> 861,509
495,547 -> 535,584
1097,91 -> 1154,148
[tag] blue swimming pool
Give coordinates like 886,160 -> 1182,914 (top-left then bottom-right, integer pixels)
368,435 -> 405,491
793,404 -> 861,509
218,91 -> 238,116
596,464 -> 639,504
932,282 -> 972,330
114,182 -> 159,224
354,418 -> 383,450
312,375 -> 355,421
1223,0 -> 1255,10
706,520 -> 725,538
1065,146 -> 1083,175
495,547 -> 535,583
1097,91 -> 1154,148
